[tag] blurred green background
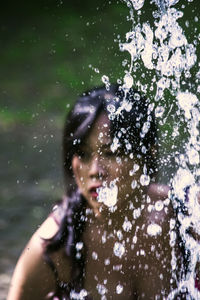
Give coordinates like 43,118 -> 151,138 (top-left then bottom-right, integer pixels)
0,1 -> 130,297
0,0 -> 199,298
0,0 -> 130,126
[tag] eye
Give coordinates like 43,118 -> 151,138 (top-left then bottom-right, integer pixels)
104,150 -> 116,157
102,148 -> 124,159
115,149 -> 125,157
76,150 -> 91,162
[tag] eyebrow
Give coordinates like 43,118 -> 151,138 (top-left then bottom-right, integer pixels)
79,142 -> 112,151
101,143 -> 112,149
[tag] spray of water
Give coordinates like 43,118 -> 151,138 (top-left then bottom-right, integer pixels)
97,180 -> 118,208
101,0 -> 200,298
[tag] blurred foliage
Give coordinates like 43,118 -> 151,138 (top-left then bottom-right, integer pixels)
0,0 -> 131,126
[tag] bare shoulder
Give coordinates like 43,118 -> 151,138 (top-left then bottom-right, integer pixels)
37,214 -> 60,239
7,216 -> 66,300
147,182 -> 170,201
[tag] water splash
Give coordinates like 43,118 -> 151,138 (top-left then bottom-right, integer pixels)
147,223 -> 162,237
113,241 -> 126,258
70,289 -> 88,300
116,284 -> 124,294
119,0 -> 200,298
120,0 -> 197,100
98,0 -> 199,297
167,92 -> 200,298
97,180 -> 118,208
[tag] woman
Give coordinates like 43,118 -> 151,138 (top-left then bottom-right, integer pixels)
8,84 -> 172,299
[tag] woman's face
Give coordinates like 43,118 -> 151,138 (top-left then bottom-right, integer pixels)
72,112 -> 143,215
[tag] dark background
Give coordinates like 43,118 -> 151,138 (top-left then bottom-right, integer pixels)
0,1 -> 199,298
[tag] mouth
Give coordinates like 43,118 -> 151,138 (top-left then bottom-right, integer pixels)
89,186 -> 102,199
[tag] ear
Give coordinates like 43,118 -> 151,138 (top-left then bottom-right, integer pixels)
72,155 -> 81,188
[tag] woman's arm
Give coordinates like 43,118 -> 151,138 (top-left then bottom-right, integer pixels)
7,217 -> 61,300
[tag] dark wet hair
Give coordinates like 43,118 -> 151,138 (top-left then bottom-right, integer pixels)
63,83 -> 157,195
44,83 -> 158,299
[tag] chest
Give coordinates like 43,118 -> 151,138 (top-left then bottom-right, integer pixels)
82,221 -> 172,299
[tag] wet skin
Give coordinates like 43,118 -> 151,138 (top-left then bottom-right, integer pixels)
72,112 -> 145,217
72,113 -> 174,298
7,113 -> 182,300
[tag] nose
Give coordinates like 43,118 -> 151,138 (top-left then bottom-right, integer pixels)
89,155 -> 105,180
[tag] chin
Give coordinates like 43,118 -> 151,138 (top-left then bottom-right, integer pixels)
87,196 -> 98,208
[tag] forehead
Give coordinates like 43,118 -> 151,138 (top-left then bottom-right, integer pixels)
85,113 -> 111,146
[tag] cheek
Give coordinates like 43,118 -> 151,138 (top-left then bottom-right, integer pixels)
72,157 -> 86,188
118,161 -> 136,184
107,160 -> 129,182
76,166 -> 86,185
117,158 -> 130,174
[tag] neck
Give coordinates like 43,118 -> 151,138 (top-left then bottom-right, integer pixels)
88,186 -> 147,232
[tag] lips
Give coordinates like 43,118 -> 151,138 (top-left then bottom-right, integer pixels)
89,186 -> 102,198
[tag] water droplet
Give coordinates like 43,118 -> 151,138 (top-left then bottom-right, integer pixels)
122,219 -> 132,232
133,208 -> 141,219
104,258 -> 110,265
141,146 -> 147,154
125,142 -> 132,151
116,230 -> 123,240
102,75 -> 110,91
155,106 -> 165,118
140,174 -> 150,186
70,289 -> 88,299
131,0 -> 145,10
92,251 -> 98,260
147,224 -> 162,236
155,200 -> 164,211
107,104 -> 115,113
132,236 -> 137,244
111,137 -> 120,153
133,92 -> 140,101
129,163 -> 140,176
113,242 -> 125,258
140,249 -> 145,256
96,284 -> 107,296
76,242 -> 83,251
97,180 -> 118,207
177,92 -> 198,119
123,73 -> 133,89
116,284 -> 123,294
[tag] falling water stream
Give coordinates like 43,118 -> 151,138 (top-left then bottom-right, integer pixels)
99,0 -> 200,299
